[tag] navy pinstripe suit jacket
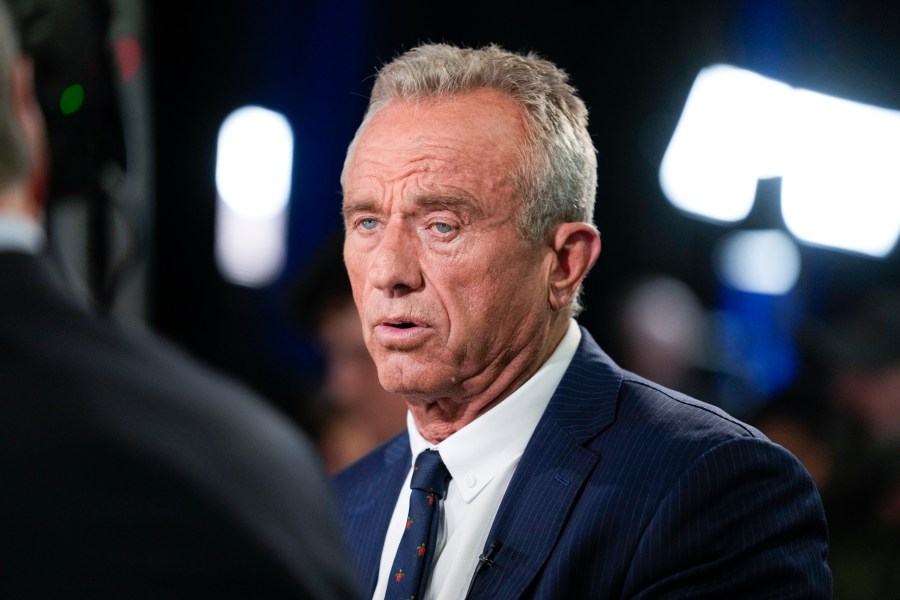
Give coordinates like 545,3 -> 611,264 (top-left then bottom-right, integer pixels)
332,327 -> 832,598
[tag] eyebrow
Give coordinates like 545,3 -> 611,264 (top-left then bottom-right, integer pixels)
341,194 -> 482,220
411,194 -> 481,218
341,199 -> 379,221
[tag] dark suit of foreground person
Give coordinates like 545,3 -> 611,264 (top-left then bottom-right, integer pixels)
332,43 -> 831,598
0,3 -> 354,596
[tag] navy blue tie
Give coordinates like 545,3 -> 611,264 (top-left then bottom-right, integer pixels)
385,450 -> 451,600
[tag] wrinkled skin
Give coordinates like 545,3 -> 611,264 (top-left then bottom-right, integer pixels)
342,89 -> 600,442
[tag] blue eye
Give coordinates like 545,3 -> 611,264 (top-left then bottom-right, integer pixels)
360,218 -> 378,231
433,222 -> 453,234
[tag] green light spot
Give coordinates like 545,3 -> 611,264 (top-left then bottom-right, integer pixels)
60,84 -> 84,115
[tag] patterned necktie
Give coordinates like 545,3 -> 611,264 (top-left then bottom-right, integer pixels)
385,449 -> 451,600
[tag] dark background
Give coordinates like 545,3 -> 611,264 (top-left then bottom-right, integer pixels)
53,0 -> 900,424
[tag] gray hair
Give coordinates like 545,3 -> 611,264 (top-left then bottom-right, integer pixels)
342,43 -> 598,315
0,0 -> 28,190
343,43 -> 597,243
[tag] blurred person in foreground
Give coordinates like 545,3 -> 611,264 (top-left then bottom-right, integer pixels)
0,2 -> 354,596
332,43 -> 831,599
287,233 -> 407,473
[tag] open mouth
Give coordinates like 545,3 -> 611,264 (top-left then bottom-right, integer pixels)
388,322 -> 416,329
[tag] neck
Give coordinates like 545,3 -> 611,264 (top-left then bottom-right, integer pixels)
408,316 -> 570,443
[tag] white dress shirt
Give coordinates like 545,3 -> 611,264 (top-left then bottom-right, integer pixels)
0,214 -> 44,253
372,320 -> 581,599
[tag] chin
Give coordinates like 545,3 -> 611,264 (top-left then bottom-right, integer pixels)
378,378 -> 440,399
375,362 -> 457,400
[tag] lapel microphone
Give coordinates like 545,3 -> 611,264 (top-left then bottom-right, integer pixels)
464,540 -> 502,599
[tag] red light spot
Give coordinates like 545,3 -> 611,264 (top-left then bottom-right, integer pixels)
114,36 -> 142,83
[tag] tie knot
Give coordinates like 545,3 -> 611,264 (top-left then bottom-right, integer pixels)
411,450 -> 450,498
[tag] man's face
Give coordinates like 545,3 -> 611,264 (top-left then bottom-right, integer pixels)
342,89 -> 556,401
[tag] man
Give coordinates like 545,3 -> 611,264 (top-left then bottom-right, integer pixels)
333,43 -> 831,598
0,3 -> 355,596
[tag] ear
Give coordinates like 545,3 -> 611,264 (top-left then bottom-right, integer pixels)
11,57 -> 49,216
546,222 -> 601,311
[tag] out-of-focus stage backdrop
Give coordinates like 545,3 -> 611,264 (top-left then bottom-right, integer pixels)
27,0 -> 900,424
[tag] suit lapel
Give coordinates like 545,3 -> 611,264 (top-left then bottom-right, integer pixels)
341,438 -> 411,594
472,327 -> 622,598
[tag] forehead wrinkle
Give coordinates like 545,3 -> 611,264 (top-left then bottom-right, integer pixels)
346,150 -> 456,192
355,135 -> 461,163
344,149 -> 481,206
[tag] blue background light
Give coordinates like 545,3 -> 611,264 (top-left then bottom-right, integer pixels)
148,0 -> 900,420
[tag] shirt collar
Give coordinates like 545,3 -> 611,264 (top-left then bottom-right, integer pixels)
408,319 -> 582,503
0,213 -> 44,253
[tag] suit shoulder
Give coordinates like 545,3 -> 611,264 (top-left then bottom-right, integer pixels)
618,371 -> 763,441
591,373 -> 820,531
600,371 -> 796,480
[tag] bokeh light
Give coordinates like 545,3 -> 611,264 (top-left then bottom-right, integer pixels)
59,84 -> 84,115
214,105 -> 294,287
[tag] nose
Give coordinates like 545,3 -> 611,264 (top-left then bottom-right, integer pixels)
368,217 -> 423,296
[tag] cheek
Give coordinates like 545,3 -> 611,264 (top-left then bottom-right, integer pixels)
484,248 -> 547,297
447,257 -> 545,326
344,241 -> 368,271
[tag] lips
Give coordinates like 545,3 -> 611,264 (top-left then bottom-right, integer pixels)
375,314 -> 428,329
372,315 -> 431,347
